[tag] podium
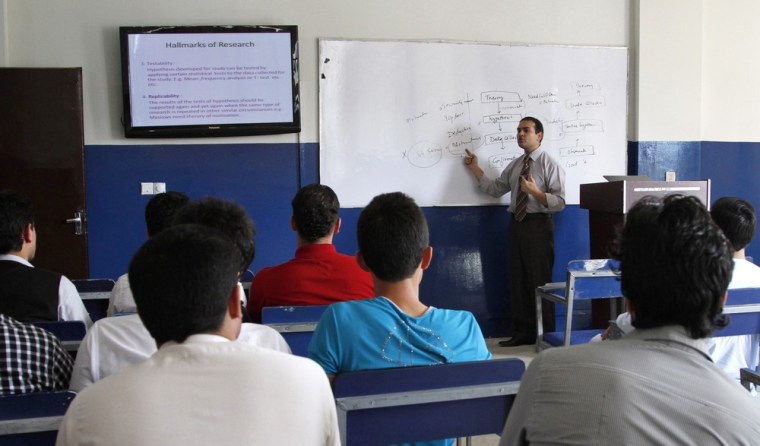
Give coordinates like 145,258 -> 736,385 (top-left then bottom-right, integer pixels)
579,179 -> 711,326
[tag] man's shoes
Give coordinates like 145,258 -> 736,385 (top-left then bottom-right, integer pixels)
498,337 -> 535,347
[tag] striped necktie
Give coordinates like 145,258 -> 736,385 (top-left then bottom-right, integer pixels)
514,156 -> 531,221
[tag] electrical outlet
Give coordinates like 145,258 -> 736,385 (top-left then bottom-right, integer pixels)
153,182 -> 166,194
140,182 -> 154,195
665,171 -> 676,182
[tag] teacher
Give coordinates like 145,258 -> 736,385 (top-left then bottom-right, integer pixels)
464,117 -> 566,347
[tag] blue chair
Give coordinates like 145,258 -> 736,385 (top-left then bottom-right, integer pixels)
30,321 -> 87,354
714,287 -> 760,338
72,278 -> 115,322
261,305 -> 329,356
536,259 -> 622,349
0,390 -> 76,445
332,358 -> 526,446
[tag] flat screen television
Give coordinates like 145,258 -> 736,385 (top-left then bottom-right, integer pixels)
119,25 -> 300,138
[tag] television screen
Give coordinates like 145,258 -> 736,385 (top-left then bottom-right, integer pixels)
119,25 -> 300,138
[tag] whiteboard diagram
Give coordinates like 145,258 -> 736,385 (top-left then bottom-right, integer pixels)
319,39 -> 628,207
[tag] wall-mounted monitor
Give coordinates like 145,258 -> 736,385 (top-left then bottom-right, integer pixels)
119,25 -> 300,138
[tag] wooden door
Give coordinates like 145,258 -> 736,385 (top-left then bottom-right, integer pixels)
0,68 -> 88,279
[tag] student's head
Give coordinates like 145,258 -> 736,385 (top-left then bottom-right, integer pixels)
0,190 -> 34,254
292,184 -> 340,243
612,194 -> 732,339
129,224 -> 240,346
357,192 -> 429,282
144,191 -> 190,237
172,197 -> 255,276
711,197 -> 756,252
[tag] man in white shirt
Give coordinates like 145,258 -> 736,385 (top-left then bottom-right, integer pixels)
707,196 -> 760,380
0,190 -> 91,328
57,224 -> 339,445
107,191 -> 190,316
71,197 -> 290,391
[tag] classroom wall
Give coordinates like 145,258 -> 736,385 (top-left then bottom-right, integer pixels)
3,0 -> 759,336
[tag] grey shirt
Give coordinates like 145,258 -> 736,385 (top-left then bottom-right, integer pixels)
478,147 -> 566,214
500,325 -> 760,446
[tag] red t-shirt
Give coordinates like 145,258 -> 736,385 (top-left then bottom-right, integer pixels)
248,244 -> 374,322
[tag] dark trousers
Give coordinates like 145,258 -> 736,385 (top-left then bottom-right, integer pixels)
508,213 -> 556,341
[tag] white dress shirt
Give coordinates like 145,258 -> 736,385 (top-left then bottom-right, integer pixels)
58,335 -> 339,446
69,313 -> 290,391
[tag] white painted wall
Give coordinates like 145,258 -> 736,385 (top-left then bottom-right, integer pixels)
634,0 -> 702,141
2,0 -> 629,145
702,0 -> 760,142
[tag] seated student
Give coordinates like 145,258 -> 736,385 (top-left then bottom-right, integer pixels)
107,191 -> 190,316
707,196 -> 760,380
309,192 -> 491,445
500,195 -> 760,446
57,225 -> 339,445
0,190 -> 91,328
248,184 -> 373,322
0,313 -> 73,395
592,196 -> 760,382
69,197 -> 289,392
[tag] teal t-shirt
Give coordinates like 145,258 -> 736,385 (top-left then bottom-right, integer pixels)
308,296 -> 491,374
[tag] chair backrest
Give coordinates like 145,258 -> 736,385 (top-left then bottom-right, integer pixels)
332,358 -> 526,446
0,390 -> 76,445
261,305 -> 329,356
30,321 -> 87,354
72,278 -> 115,322
714,287 -> 760,337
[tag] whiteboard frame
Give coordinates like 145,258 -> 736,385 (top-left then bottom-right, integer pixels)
319,38 -> 629,208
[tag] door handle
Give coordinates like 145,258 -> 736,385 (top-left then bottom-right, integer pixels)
65,210 -> 85,235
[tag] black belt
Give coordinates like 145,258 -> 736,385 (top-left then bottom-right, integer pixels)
511,213 -> 552,222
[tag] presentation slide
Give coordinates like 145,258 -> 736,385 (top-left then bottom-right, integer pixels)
127,32 -> 293,127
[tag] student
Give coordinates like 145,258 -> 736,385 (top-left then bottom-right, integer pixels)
592,196 -> 760,382
0,190 -> 91,328
69,197 -> 289,391
0,313 -> 73,395
706,196 -> 760,381
57,224 -> 339,445
248,184 -> 373,322
500,195 -> 760,445
107,191 -> 190,316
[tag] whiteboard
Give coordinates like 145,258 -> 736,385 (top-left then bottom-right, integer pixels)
319,39 -> 628,207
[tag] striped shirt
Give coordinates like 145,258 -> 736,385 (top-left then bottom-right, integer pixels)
0,313 -> 73,394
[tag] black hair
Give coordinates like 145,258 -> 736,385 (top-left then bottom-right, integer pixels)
144,191 -> 191,237
129,224 -> 240,345
357,192 -> 429,282
292,184 -> 340,243
172,197 -> 255,276
711,197 -> 756,252
0,190 -> 34,254
611,194 -> 732,339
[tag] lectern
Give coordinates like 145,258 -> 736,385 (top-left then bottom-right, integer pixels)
579,179 -> 711,326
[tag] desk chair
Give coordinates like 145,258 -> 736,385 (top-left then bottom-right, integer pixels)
72,278 -> 115,322
333,358 -> 526,446
30,321 -> 87,355
536,259 -> 622,350
0,390 -> 76,446
261,305 -> 329,356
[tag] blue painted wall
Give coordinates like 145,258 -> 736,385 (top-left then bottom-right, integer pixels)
86,140 -> 752,337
